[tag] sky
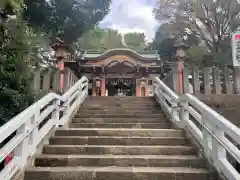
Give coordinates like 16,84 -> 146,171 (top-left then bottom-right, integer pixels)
99,0 -> 158,42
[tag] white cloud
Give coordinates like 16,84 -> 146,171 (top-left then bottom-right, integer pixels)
100,0 -> 158,42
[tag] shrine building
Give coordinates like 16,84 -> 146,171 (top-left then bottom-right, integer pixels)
64,49 -> 161,96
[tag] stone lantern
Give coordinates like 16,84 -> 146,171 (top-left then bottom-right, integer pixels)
51,39 -> 71,93
173,42 -> 189,93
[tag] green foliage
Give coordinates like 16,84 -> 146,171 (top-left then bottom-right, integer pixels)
152,37 -> 176,61
76,27 -> 124,51
23,0 -> 112,45
0,17 -> 37,125
186,46 -> 212,66
154,0 -> 240,55
124,32 -> 146,51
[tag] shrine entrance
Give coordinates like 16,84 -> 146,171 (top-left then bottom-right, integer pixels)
106,78 -> 136,96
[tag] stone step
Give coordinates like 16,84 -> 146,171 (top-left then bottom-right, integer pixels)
84,100 -> 157,103
85,99 -> 156,102
75,114 -> 165,118
82,103 -> 160,107
77,110 -> 163,114
69,123 -> 172,129
54,128 -> 184,137
49,136 -> 188,146
90,97 -> 154,99
34,155 -> 205,168
24,166 -> 210,180
79,107 -> 162,111
42,145 -> 197,155
72,118 -> 168,123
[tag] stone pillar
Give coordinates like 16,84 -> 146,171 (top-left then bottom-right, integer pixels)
233,67 -> 240,94
223,66 -> 233,94
33,70 -> 41,91
192,66 -> 200,94
203,67 -> 211,94
53,69 -> 60,92
63,67 -> 71,92
212,66 -> 221,94
101,78 -> 106,97
43,69 -> 50,91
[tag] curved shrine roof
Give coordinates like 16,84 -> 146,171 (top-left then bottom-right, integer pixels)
77,48 -> 160,61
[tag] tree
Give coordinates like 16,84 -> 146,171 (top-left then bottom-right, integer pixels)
0,5 -> 39,125
124,32 -> 146,51
23,0 -> 112,45
154,0 -> 240,57
76,27 -> 124,51
151,22 -> 200,62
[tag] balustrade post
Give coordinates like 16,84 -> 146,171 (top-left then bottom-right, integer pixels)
171,101 -> 179,123
202,120 -> 212,160
14,120 -> 31,169
180,101 -> 189,128
211,127 -> 226,171
53,100 -> 60,127
29,111 -> 40,155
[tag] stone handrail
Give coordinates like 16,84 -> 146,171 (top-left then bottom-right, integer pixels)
0,76 -> 88,180
154,77 -> 240,180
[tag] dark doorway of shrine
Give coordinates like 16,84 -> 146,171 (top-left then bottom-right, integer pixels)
106,78 -> 136,96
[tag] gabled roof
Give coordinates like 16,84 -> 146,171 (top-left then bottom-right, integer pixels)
77,48 -> 160,61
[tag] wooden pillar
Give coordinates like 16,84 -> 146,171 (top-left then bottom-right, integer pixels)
92,79 -> 96,96
145,85 -> 149,96
101,78 -> 106,97
136,79 -> 140,97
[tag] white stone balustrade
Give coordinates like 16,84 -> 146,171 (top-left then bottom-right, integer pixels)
0,76 -> 88,180
154,77 -> 240,180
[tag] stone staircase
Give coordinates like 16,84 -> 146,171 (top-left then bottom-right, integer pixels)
24,97 -> 213,180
